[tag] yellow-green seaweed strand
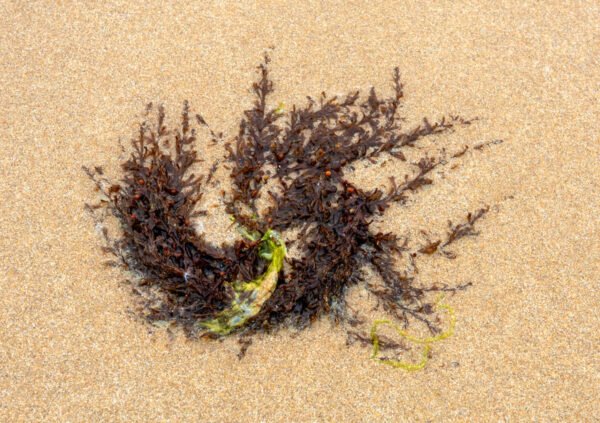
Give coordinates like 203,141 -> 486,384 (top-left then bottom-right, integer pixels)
370,296 -> 456,371
199,229 -> 286,335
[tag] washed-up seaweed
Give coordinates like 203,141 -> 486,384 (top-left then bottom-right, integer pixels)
84,54 -> 499,364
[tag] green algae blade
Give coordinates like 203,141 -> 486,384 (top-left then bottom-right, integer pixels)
199,229 -> 286,335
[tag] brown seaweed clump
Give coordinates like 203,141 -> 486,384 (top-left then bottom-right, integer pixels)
84,54 -> 498,359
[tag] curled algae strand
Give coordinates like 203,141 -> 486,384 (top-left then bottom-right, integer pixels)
199,230 -> 286,335
370,296 -> 456,371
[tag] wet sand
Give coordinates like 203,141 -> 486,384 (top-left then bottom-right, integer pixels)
1,1 -> 598,421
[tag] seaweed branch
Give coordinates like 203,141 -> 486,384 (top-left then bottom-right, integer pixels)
85,54 -> 500,361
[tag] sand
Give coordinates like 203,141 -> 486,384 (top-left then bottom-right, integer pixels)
1,1 -> 599,421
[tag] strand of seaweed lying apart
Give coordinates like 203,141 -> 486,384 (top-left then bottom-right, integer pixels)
85,54 -> 500,366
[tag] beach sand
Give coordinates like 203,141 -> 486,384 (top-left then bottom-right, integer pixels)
1,1 -> 598,421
